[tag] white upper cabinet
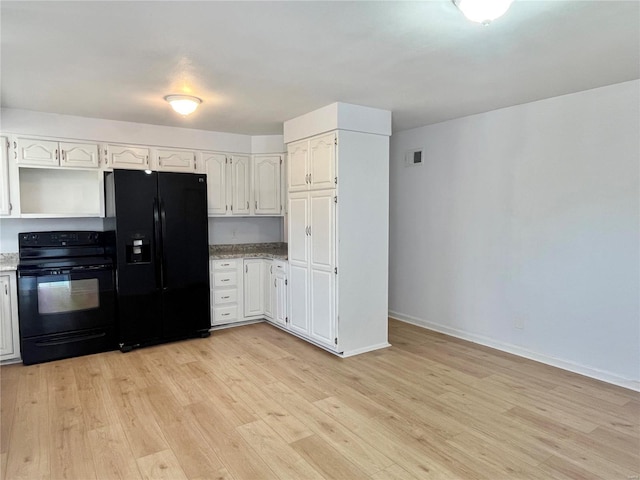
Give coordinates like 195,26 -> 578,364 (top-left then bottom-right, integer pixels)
202,152 -> 228,215
230,155 -> 250,215
287,133 -> 335,192
105,144 -> 150,170
0,137 -> 10,216
59,142 -> 99,168
253,155 -> 281,215
16,137 -> 99,168
288,140 -> 309,192
155,149 -> 196,173
15,138 -> 58,166
205,152 -> 284,217
309,133 -> 336,190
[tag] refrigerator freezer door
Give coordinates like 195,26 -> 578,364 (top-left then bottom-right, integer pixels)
157,172 -> 211,338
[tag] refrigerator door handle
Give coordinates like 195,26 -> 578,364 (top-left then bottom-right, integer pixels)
159,197 -> 168,288
153,197 -> 163,288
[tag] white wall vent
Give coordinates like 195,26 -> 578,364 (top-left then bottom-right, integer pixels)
405,148 -> 423,167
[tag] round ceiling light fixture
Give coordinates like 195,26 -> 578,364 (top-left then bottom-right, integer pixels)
453,0 -> 514,25
164,94 -> 202,116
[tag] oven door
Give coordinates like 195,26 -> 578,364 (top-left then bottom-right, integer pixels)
17,265 -> 115,338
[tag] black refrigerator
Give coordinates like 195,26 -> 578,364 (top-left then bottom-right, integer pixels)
105,169 -> 211,351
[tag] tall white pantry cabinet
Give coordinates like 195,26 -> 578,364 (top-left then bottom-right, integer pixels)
284,102 -> 391,356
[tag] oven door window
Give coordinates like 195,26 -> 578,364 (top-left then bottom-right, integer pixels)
37,278 -> 100,314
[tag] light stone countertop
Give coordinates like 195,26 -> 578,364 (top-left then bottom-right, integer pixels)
209,243 -> 287,260
0,253 -> 19,272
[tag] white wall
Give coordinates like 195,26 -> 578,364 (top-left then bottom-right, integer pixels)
389,80 -> 640,389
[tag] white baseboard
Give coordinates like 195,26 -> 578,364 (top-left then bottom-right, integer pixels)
389,310 -> 640,392
341,342 -> 392,358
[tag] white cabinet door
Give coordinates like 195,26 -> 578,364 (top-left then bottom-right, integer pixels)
253,155 -> 281,215
309,190 -> 335,271
0,137 -> 10,216
231,155 -> 250,215
308,189 -> 336,348
203,152 -> 228,215
0,275 -> 16,359
274,273 -> 287,327
288,264 -> 309,336
16,138 -> 59,166
244,259 -> 264,317
156,149 -> 196,173
60,142 -> 99,168
288,192 -> 309,265
288,140 -> 308,192
309,133 -> 336,190
264,260 -> 273,319
106,144 -> 150,170
310,269 -> 335,348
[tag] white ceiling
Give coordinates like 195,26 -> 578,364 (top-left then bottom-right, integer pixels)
1,1 -> 638,135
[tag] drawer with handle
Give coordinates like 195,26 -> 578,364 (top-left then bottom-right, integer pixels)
214,305 -> 238,323
272,260 -> 287,272
213,259 -> 238,271
214,289 -> 238,305
214,271 -> 237,287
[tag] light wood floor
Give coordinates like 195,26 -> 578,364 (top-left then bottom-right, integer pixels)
1,319 -> 638,480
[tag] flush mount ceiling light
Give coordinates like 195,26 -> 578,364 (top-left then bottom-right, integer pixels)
164,94 -> 202,116
453,0 -> 514,25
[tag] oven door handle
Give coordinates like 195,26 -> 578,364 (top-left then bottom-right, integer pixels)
17,265 -> 112,276
70,265 -> 112,272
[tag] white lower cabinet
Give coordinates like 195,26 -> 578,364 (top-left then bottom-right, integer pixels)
272,260 -> 288,327
0,272 -> 20,362
288,189 -> 337,350
210,259 -> 243,327
211,257 -> 288,327
243,259 -> 264,317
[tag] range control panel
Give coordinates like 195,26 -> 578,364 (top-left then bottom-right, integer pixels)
19,231 -> 102,248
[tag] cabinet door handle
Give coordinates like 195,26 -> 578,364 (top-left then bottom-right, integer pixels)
247,201 -> 249,210
255,200 -> 257,210
61,150 -> 66,162
221,296 -> 230,299
246,265 -> 248,273
308,174 -> 311,184
270,265 -> 273,274
274,279 -> 277,287
55,149 -> 59,160
308,226 -> 311,236
4,284 -> 7,295
221,278 -> 230,282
